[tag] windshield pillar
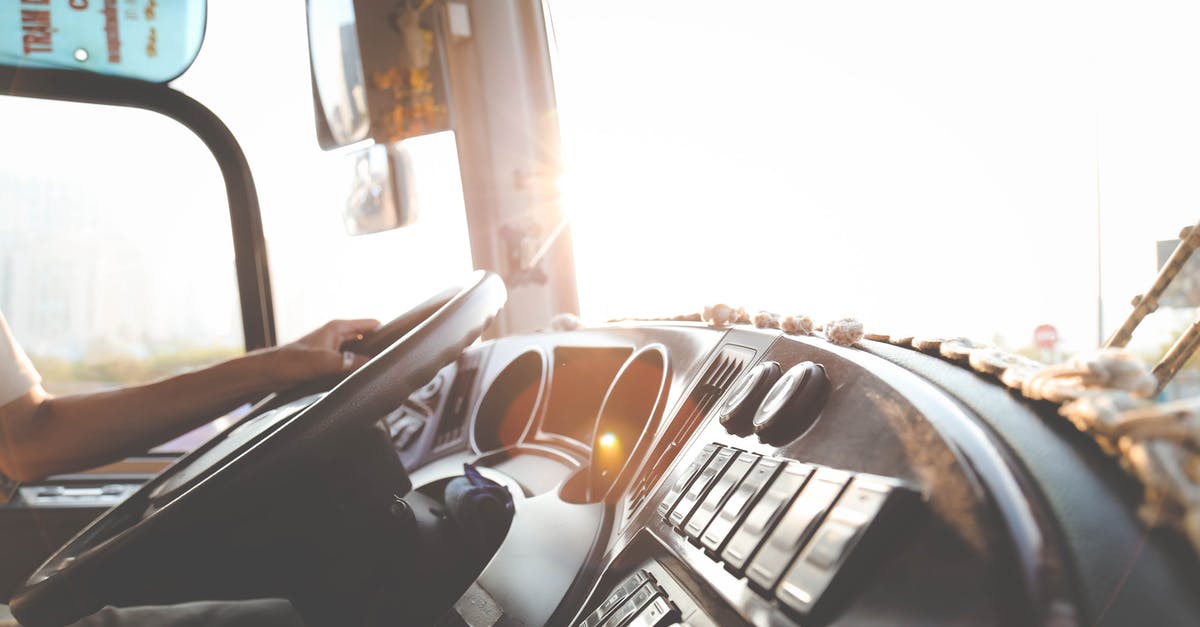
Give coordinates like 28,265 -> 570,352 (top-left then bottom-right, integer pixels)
442,0 -> 579,336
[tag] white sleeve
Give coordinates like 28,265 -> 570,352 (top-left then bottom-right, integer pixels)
0,309 -> 41,407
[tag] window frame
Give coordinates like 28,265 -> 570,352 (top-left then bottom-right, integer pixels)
0,65 -> 276,351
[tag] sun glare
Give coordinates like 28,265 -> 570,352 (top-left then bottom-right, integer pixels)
550,0 -> 1200,356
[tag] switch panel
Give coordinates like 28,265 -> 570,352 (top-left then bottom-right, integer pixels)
624,595 -> 680,627
745,467 -> 849,592
683,453 -> 759,540
578,570 -> 651,627
720,461 -> 812,575
577,563 -> 702,627
599,581 -> 658,627
649,441 -> 918,625
658,443 -> 720,518
701,457 -> 782,554
776,475 -> 909,616
667,447 -> 737,528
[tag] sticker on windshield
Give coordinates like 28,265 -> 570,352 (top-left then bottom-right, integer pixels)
1,0 -> 206,83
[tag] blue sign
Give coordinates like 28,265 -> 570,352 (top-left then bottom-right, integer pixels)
0,0 -> 206,83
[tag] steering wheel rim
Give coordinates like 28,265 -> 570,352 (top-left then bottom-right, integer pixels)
10,271 -> 508,627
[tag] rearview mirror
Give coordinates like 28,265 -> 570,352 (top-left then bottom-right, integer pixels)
307,0 -> 452,150
344,142 -> 418,235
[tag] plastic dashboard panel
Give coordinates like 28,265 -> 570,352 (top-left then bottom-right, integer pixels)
401,324 -> 1200,627
597,330 -> 1051,626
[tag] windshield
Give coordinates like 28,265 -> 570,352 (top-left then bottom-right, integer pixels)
0,1 -> 474,454
548,1 -> 1200,396
0,98 -> 239,395
173,1 -> 473,343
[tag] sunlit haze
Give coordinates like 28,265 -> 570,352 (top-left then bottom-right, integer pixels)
551,0 -> 1200,357
3,0 -> 1200,401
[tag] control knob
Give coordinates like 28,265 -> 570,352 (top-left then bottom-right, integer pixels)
752,361 -> 830,445
717,361 -> 782,436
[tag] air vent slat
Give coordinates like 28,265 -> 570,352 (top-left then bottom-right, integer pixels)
623,345 -> 755,522
714,359 -> 745,389
709,358 -> 735,386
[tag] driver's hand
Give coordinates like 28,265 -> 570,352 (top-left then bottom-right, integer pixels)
262,319 -> 381,386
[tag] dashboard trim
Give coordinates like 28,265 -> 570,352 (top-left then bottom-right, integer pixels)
790,336 -> 1073,625
468,346 -> 550,455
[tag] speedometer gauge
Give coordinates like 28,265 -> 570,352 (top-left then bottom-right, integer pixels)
588,346 -> 670,500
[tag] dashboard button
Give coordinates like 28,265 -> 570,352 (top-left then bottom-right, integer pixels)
701,457 -> 782,554
718,361 -> 782,436
599,582 -> 658,627
667,447 -> 737,528
802,519 -> 859,569
580,570 -> 651,627
776,476 -> 906,616
624,595 -> 679,627
684,453 -> 759,540
720,462 -> 812,574
658,443 -> 720,519
745,467 -> 849,592
752,361 -> 830,445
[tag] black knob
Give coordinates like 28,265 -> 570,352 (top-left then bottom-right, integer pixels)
752,361 -> 830,445
718,361 -> 782,436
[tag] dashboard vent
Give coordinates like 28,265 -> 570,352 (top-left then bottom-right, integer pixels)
433,355 -> 480,450
675,345 -> 755,434
624,344 -> 755,519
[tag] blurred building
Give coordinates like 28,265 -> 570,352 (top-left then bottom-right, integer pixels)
0,170 -> 241,361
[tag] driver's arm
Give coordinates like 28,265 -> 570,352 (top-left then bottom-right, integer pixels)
0,319 -> 379,483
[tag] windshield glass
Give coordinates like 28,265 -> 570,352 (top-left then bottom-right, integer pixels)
173,1 -> 473,343
0,97 -> 239,395
548,1 -> 1200,396
0,1 -> 474,456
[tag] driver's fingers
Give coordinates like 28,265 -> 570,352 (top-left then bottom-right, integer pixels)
332,318 -> 382,344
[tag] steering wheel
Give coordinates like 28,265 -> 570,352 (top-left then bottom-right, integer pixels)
9,271 -> 508,627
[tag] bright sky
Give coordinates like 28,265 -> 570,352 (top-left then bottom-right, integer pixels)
550,0 -> 1200,355
4,0 -> 1200,366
